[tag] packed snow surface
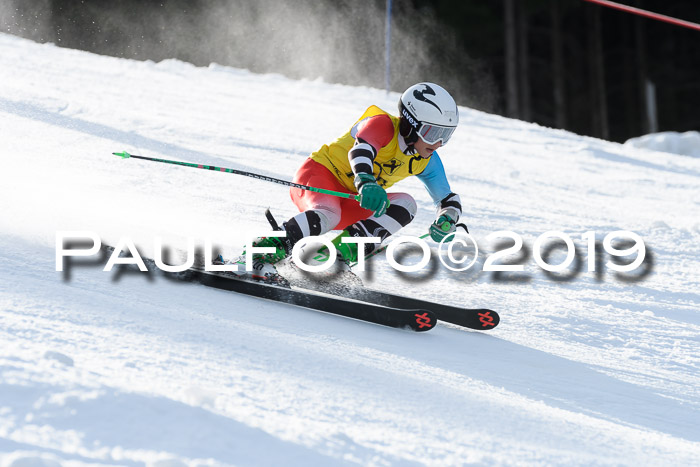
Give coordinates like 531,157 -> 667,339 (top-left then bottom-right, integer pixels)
1,34 -> 699,466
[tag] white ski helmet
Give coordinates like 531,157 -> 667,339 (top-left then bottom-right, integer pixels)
398,82 -> 459,146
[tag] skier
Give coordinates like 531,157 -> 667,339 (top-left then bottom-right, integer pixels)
237,82 -> 464,282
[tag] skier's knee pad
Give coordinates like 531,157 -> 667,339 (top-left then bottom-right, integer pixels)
387,193 -> 417,224
284,208 -> 338,246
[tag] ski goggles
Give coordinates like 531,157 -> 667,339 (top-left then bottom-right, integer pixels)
417,123 -> 456,146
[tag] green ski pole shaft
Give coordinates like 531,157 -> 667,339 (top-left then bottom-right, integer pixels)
113,151 -> 360,202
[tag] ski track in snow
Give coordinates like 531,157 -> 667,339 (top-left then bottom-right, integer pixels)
1,34 -> 699,466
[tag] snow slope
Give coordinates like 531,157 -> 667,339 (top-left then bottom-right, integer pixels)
1,33 -> 699,466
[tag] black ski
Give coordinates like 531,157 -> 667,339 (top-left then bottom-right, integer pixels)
102,246 -> 436,332
283,279 -> 499,331
343,286 -> 499,330
186,269 -> 437,331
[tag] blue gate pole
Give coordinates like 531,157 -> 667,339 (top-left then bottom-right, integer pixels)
385,0 -> 393,94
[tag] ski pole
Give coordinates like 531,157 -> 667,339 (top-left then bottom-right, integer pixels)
113,151 -> 361,202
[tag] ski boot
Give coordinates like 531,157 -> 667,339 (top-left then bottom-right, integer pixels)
292,230 -> 363,289
220,235 -> 292,287
312,230 -> 359,266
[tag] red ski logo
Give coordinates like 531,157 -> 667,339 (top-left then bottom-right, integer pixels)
414,312 -> 433,329
478,311 -> 496,328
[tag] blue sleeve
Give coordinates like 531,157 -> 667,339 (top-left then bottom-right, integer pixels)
415,152 -> 452,205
